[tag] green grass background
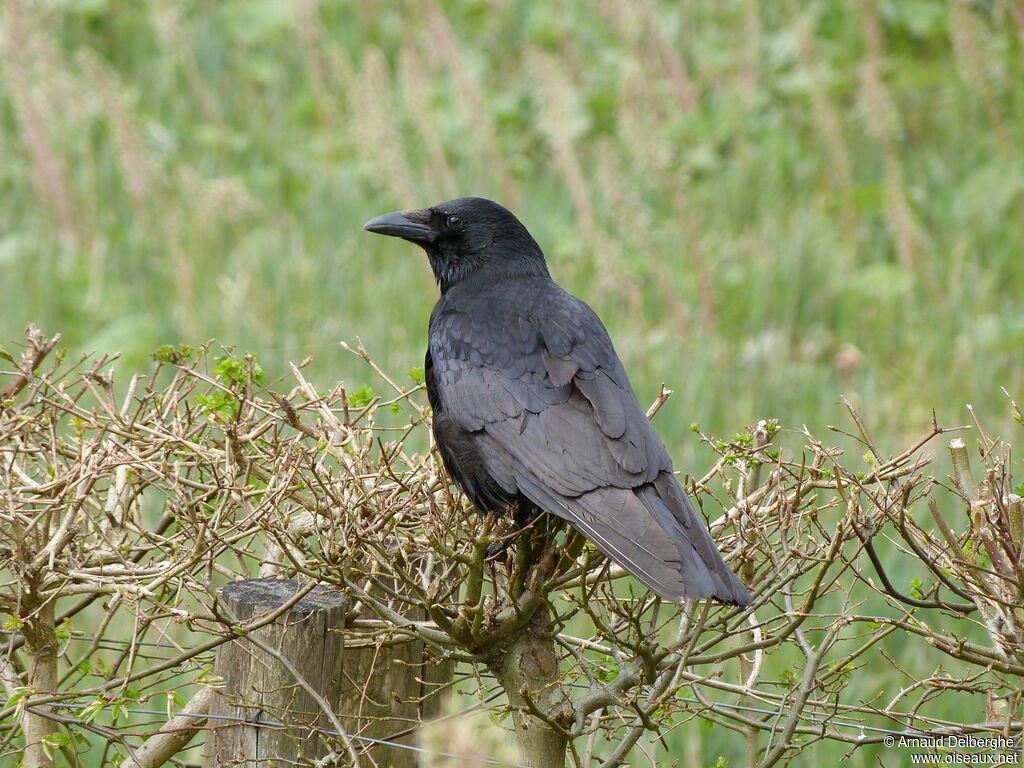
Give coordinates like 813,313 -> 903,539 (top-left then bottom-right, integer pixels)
2,0 -> 1022,765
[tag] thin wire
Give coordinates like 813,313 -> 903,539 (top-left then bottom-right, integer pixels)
3,681 -> 1020,768
0,697 -> 532,768
14,635 -> 1019,739
0,633 -> 193,651
64,636 -> 193,650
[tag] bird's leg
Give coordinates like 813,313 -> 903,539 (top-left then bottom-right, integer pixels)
526,512 -> 567,585
553,527 -> 587,579
485,501 -> 542,559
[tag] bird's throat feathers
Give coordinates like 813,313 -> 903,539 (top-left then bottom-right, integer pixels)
426,237 -> 549,294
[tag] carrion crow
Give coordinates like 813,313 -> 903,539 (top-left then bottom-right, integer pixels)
363,197 -> 750,605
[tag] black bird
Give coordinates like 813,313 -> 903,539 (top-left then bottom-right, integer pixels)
363,198 -> 750,605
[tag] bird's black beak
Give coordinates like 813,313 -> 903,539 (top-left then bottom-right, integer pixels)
362,209 -> 437,244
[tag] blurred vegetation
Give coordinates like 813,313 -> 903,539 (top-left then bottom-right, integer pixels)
1,0 -> 1023,764
2,0 -> 1023,460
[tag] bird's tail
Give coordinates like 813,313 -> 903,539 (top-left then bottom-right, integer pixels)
636,473 -> 751,606
515,472 -> 750,605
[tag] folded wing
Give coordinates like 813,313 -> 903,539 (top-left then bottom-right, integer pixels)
428,284 -> 750,605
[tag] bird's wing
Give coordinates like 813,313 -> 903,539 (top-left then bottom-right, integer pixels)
429,287 -> 749,604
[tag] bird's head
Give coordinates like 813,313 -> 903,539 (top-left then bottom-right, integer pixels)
362,197 -> 548,293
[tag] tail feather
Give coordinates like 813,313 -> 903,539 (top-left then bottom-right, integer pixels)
515,471 -> 750,605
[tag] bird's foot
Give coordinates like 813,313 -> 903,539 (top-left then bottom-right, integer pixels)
484,507 -> 542,559
485,527 -> 524,559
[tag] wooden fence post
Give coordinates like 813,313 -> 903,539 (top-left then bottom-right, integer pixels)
203,578 -> 451,767
203,579 -> 346,766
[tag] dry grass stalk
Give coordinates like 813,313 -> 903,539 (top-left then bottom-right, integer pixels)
856,0 -> 930,278
949,0 -> 1014,159
789,9 -> 859,264
528,48 -> 596,242
1,0 -> 78,243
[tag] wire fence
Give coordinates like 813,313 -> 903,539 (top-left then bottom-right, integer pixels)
3,697 -> 532,767
6,632 -> 1012,748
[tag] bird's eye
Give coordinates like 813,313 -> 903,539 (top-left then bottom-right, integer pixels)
446,215 -> 462,230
